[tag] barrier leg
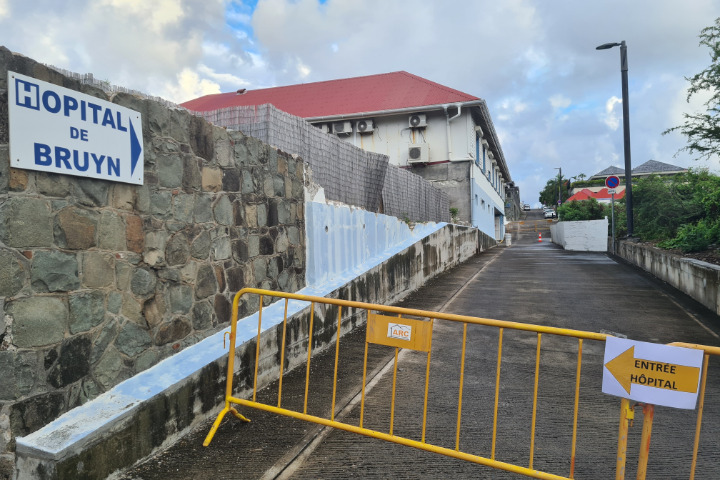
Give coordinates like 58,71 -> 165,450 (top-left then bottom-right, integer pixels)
616,398 -> 633,480
636,404 -> 654,480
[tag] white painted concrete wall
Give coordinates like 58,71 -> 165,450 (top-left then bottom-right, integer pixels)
550,218 -> 608,252
305,201 -> 446,286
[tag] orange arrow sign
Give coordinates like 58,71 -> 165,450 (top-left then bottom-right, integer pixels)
605,346 -> 701,394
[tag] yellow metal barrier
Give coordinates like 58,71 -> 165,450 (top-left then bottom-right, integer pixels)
203,288 -> 718,479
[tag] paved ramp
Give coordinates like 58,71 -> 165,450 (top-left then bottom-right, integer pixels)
119,214 -> 720,479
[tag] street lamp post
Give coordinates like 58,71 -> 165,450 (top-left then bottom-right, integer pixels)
554,167 -> 562,207
596,41 -> 633,237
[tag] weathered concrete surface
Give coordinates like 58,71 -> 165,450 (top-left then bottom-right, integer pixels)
14,222 -> 490,480
550,218 -> 608,251
616,239 -> 720,316
117,210 -> 720,479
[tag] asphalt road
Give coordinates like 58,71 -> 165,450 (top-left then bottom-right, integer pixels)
119,210 -> 720,479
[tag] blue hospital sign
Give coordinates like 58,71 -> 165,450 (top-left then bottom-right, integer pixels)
8,71 -> 144,185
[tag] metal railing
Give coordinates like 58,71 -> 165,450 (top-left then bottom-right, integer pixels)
203,288 -> 718,479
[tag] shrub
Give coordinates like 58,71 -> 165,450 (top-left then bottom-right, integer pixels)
558,198 -> 606,221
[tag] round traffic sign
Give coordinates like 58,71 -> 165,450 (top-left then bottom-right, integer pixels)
606,175 -> 620,189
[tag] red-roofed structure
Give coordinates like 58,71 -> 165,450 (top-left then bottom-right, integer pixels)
183,71 -> 519,237
183,71 -> 479,119
567,188 -> 625,203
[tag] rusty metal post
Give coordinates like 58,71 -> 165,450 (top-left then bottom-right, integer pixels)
636,403 -> 655,480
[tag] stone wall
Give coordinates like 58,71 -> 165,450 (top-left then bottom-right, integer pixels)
0,47 -> 306,478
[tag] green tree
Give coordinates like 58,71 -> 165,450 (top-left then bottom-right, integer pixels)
664,17 -> 720,160
538,176 -> 571,206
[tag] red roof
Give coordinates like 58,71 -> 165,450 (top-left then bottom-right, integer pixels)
181,71 -> 480,118
567,188 -> 626,202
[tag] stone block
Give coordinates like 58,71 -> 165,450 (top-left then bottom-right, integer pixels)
154,316 -> 192,345
226,266 -> 245,292
98,211 -> 127,251
195,264 -> 218,299
90,318 -> 118,365
182,155 -> 202,191
31,250 -> 80,292
259,235 -> 274,255
69,291 -> 106,334
244,204 -> 258,228
252,257 -> 268,284
74,177 -> 110,207
36,172 -> 71,197
167,284 -> 193,315
150,191 -> 172,218
173,193 -> 195,223
8,296 -> 67,348
0,145 -> 8,194
9,168 -> 28,191
193,194 -> 213,223
191,300 -> 214,330
55,207 -> 98,250
213,195 -> 233,225
9,391 -> 66,437
165,232 -> 190,266
143,297 -> 166,328
115,321 -> 152,357
111,184 -> 135,210
201,167 -> 222,192
212,236 -> 231,261
0,248 -> 28,297
81,252 -> 114,288
190,230 -> 211,259
157,154 -> 183,188
121,292 -> 144,324
130,268 -> 157,297
47,335 -> 91,388
222,169 -> 240,192
241,170 -> 254,194
125,215 -> 145,253
0,197 -> 53,247
94,347 -> 131,391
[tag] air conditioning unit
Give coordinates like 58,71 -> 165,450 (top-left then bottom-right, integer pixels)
408,144 -> 429,164
409,114 -> 427,128
474,126 -> 484,137
356,119 -> 374,133
481,139 -> 489,149
317,123 -> 330,134
333,121 -> 353,135
488,151 -> 495,160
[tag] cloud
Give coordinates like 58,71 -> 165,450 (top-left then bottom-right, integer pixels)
604,96 -> 622,130
1,0 -> 718,204
162,68 -> 221,104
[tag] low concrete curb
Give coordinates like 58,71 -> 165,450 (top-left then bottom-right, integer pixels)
616,239 -> 720,316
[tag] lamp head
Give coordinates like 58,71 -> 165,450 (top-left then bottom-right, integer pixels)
596,42 -> 622,50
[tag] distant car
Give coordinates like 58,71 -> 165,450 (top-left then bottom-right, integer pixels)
523,204 -> 530,211
544,209 -> 557,219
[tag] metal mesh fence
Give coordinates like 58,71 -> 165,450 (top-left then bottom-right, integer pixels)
195,105 -> 449,223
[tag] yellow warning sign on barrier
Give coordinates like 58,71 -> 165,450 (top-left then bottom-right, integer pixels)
366,313 -> 433,352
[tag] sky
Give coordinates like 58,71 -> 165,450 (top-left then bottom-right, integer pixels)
2,0 -> 719,206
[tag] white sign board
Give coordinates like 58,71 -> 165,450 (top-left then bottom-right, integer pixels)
602,336 -> 704,409
8,71 -> 144,185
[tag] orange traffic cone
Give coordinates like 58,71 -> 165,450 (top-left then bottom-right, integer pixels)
538,233 -> 542,242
